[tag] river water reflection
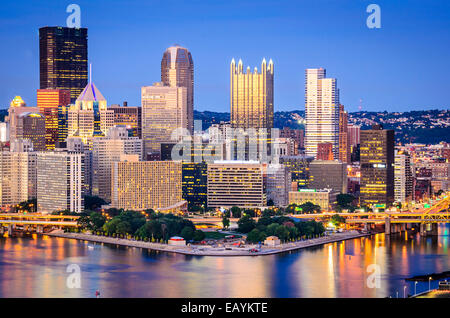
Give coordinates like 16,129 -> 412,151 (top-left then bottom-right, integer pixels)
0,225 -> 449,298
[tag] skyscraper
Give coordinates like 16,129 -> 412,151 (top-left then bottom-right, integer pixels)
394,149 -> 414,204
305,68 -> 340,159
161,45 -> 194,134
230,58 -> 274,130
15,112 -> 47,151
141,83 -> 187,155
39,27 -> 88,102
67,81 -> 114,147
360,124 -> 395,208
37,151 -> 84,213
37,89 -> 71,149
339,105 -> 350,163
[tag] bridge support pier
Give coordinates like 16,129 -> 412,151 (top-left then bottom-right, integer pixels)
420,223 -> 438,236
36,225 -> 43,234
385,218 -> 391,235
0,227 -> 3,235
7,224 -> 14,236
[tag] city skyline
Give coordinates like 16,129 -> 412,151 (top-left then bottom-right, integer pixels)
1,1 -> 450,113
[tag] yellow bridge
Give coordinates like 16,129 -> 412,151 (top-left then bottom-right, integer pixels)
0,213 -> 79,235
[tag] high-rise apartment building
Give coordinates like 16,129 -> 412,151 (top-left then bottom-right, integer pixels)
141,83 -> 187,155
305,68 -> 340,159
394,149 -> 414,204
68,82 -> 114,147
347,124 -> 360,147
111,160 -> 183,211
161,45 -> 194,134
207,161 -> 266,208
0,142 -> 37,207
92,126 -> 143,202
230,58 -> 274,130
360,125 -> 395,208
339,105 -> 350,163
39,27 -> 88,102
37,151 -> 84,213
37,89 -> 71,149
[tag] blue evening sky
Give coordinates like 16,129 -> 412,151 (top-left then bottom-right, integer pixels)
0,0 -> 449,112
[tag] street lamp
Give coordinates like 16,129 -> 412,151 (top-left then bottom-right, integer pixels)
429,277 -> 432,291
415,281 -> 418,295
404,285 -> 407,298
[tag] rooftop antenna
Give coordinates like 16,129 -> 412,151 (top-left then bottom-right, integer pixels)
359,98 -> 362,112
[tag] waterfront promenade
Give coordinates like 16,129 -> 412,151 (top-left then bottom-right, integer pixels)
46,230 -> 371,256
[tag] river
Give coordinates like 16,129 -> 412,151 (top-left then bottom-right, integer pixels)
0,225 -> 449,298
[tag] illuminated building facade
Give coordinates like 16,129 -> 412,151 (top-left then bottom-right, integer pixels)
182,162 -> 207,209
360,125 -> 395,208
279,155 -> 314,190
37,151 -> 84,213
207,161 -> 266,208
305,68 -> 340,159
161,45 -> 194,134
15,112 -> 46,151
6,96 -> 40,143
230,58 -> 274,130
316,143 -> 334,160
39,27 -> 88,102
394,149 -> 414,204
110,104 -> 142,138
0,144 -> 37,207
68,82 -> 114,147
339,105 -> 350,163
37,89 -> 71,149
309,160 -> 348,194
111,160 -> 183,211
141,83 -> 187,155
266,164 -> 291,206
92,126 -> 143,202
289,189 -> 338,211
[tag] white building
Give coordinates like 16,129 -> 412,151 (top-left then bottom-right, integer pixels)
37,151 -> 84,213
92,126 -> 143,202
305,68 -> 340,159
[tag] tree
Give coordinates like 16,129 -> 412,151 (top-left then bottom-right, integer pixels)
336,194 -> 356,210
275,225 -> 290,242
84,195 -> 107,211
237,215 -> 256,233
222,216 -> 230,229
298,202 -> 321,214
243,209 -> 255,217
193,230 -> 205,242
180,226 -> 194,241
330,214 -> 346,227
267,199 -> 274,206
116,221 -> 132,234
246,229 -> 267,243
230,206 -> 241,218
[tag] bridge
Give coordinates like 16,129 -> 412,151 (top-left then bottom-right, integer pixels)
290,195 -> 450,236
0,213 -> 79,235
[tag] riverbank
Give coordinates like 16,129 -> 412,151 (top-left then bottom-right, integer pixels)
46,230 -> 372,256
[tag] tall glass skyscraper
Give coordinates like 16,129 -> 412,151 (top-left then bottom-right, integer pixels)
304,68 -> 340,159
161,45 -> 194,134
230,58 -> 274,130
39,27 -> 88,103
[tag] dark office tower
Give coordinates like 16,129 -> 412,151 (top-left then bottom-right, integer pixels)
360,124 -> 395,209
161,45 -> 194,134
39,27 -> 88,102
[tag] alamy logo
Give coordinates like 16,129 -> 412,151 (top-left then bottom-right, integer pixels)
366,264 -> 381,289
66,264 -> 81,289
66,4 -> 81,28
366,4 -> 381,29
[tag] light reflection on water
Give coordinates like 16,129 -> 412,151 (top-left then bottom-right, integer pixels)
0,225 -> 448,298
